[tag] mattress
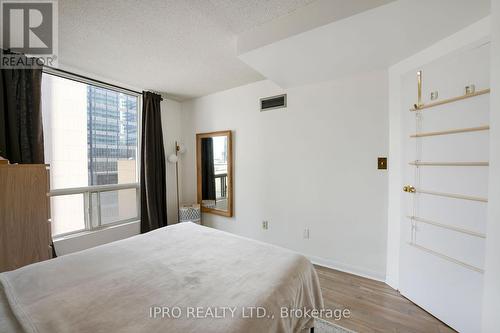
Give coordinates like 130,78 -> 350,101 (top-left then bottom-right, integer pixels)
0,222 -> 323,333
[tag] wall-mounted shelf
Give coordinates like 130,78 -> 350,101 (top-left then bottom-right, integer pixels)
409,161 -> 489,167
412,188 -> 488,203
406,216 -> 486,238
410,88 -> 490,111
410,125 -> 489,138
408,242 -> 484,274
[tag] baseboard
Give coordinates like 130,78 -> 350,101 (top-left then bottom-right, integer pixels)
307,254 -> 386,283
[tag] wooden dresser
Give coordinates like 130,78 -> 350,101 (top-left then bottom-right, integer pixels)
0,163 -> 52,272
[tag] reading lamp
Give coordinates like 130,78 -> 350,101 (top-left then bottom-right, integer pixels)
167,141 -> 186,222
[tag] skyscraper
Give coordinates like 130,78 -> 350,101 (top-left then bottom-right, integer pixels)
87,86 -> 137,186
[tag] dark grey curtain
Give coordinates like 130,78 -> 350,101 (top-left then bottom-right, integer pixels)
140,92 -> 167,233
201,137 -> 216,200
0,60 -> 44,163
0,55 -> 55,256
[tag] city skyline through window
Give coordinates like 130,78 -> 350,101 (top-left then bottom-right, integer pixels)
42,74 -> 140,236
87,86 -> 138,185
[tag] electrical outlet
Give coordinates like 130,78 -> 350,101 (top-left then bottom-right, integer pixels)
262,221 -> 269,230
303,228 -> 310,239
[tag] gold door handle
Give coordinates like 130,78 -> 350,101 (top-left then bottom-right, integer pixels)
403,185 -> 416,193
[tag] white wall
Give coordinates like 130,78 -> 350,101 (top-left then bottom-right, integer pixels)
482,1 -> 500,331
162,99 -> 183,224
180,71 -> 389,280
54,97 -> 182,255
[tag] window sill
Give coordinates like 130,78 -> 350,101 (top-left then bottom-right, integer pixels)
53,220 -> 140,242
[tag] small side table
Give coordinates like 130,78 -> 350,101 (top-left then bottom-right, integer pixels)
179,204 -> 201,224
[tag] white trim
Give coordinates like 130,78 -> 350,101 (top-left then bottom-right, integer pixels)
307,254 -> 386,283
53,220 -> 139,242
482,1 -> 500,329
49,183 -> 139,196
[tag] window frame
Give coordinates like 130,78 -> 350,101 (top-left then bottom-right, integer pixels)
49,183 -> 140,238
42,69 -> 142,238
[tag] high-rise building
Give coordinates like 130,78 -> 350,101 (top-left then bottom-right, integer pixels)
42,75 -> 140,235
87,86 -> 137,185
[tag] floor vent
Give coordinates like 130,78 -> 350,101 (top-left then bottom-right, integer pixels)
260,94 -> 287,112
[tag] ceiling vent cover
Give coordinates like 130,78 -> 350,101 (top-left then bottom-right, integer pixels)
260,94 -> 287,112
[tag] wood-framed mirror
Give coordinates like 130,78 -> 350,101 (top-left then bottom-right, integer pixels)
196,130 -> 233,217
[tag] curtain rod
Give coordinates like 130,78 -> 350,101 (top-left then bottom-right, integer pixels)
43,65 -> 164,101
2,48 -> 164,100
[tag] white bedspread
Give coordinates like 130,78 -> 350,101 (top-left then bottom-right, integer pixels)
0,223 -> 323,333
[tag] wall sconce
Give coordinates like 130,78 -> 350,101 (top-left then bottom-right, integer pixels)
167,141 -> 186,222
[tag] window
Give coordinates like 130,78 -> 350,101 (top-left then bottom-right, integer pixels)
42,73 -> 140,237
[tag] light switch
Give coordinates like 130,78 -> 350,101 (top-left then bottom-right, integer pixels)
378,157 -> 387,170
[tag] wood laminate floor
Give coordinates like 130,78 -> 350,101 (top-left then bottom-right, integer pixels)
315,265 -> 456,333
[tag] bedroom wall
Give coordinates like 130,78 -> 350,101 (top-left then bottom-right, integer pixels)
482,0 -> 500,331
162,99 -> 184,224
179,70 -> 389,280
54,98 -> 181,255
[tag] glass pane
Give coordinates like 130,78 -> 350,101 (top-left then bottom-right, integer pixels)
51,194 -> 85,236
42,74 -> 139,190
99,189 -> 138,225
42,75 -> 89,189
87,86 -> 138,186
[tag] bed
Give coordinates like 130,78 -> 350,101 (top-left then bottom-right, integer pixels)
0,222 -> 323,333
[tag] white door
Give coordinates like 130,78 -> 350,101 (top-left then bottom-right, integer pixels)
399,43 -> 490,333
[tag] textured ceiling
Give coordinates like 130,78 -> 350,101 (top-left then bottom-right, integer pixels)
57,0 -> 317,100
239,0 -> 490,88
205,0 -> 316,33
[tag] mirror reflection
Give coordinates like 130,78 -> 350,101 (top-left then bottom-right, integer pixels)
197,131 -> 233,217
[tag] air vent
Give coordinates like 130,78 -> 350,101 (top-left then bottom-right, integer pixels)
260,94 -> 287,112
